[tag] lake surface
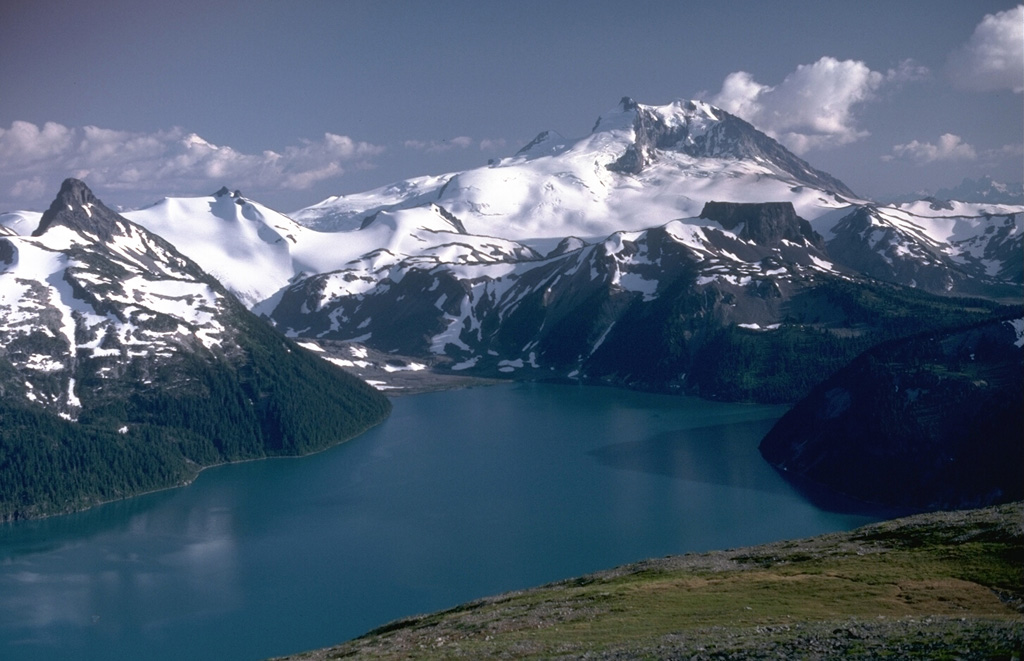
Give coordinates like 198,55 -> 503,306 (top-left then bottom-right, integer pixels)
0,383 -> 877,660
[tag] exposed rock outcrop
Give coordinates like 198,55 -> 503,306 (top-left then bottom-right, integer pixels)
700,201 -> 825,249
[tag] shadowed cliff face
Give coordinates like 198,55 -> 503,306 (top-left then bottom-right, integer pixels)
699,201 -> 825,249
759,316 -> 1024,512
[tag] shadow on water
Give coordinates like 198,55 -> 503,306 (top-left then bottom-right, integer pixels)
588,418 -> 791,494
763,464 -> 923,520
589,417 -> 916,520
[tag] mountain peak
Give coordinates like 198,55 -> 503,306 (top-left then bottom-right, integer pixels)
213,186 -> 245,200
56,177 -> 97,207
32,178 -> 123,242
600,98 -> 855,197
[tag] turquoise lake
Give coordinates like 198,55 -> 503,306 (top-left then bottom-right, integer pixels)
0,383 -> 877,660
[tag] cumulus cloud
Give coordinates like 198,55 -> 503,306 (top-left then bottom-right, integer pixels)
711,71 -> 772,122
0,121 -> 75,164
9,176 -> 47,200
0,121 -> 384,204
709,56 -> 928,153
947,5 -> 1024,93
883,134 -> 1024,167
883,134 -> 978,164
988,142 -> 1024,159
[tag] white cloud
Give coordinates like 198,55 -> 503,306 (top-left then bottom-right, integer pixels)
9,176 -> 47,200
403,136 -> 475,153
884,59 -> 931,84
709,57 -> 928,153
988,142 -> 1024,160
0,121 -> 385,204
0,121 -> 75,164
711,71 -> 772,121
883,135 -> 1024,167
883,133 -> 978,164
947,5 -> 1024,93
479,138 -> 507,151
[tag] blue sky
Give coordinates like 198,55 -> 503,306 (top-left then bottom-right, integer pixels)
1,0 -> 1021,212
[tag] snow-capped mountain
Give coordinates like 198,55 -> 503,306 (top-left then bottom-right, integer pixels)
113,97 -> 1019,331
934,177 -> 1024,205
0,210 -> 42,237
257,97 -> 1018,386
0,179 -> 389,519
824,201 -> 1023,297
292,98 -> 857,240
120,187 -> 310,308
1,179 -> 240,417
270,201 -> 843,369
124,188 -> 541,314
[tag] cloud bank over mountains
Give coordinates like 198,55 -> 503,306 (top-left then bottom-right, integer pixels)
884,134 -> 978,164
0,121 -> 384,205
0,119 -> 517,210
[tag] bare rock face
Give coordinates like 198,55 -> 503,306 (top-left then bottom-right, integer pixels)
699,201 -> 825,249
0,238 -> 15,265
33,178 -> 122,243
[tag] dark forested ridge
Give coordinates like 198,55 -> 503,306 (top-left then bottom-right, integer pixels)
583,276 -> 1012,403
0,319 -> 391,521
759,314 -> 1023,511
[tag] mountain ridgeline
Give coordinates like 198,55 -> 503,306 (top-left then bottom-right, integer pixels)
269,199 -> 1013,404
0,179 -> 391,520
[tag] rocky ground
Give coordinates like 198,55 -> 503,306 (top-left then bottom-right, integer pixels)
293,339 -> 507,395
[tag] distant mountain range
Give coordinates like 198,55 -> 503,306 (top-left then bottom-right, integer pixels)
888,176 -> 1024,206
1,97 -> 1020,515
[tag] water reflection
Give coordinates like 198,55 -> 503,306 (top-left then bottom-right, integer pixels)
0,500 -> 240,650
588,419 -> 788,492
2,568 -> 94,629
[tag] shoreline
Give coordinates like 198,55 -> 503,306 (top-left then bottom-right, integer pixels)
0,411 -> 391,525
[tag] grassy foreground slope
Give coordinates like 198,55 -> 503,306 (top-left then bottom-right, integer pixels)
276,502 -> 1023,660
